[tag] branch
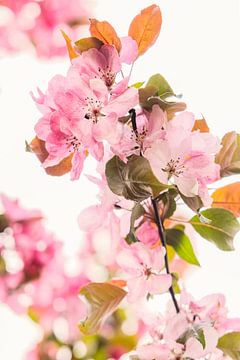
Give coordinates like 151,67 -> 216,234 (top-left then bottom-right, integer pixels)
151,197 -> 180,313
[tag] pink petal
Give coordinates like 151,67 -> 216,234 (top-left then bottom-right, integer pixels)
120,36 -> 138,65
147,274 -> 172,295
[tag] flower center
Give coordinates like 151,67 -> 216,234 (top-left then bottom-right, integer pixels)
66,135 -> 81,152
98,65 -> 116,88
162,157 -> 185,178
130,126 -> 148,150
84,97 -> 103,123
144,266 -> 153,278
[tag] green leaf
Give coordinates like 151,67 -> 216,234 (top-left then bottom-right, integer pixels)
79,282 -> 127,335
215,131 -> 240,177
130,204 -> 145,230
138,86 -> 187,117
190,208 -> 240,251
159,188 -> 178,219
196,328 -> 206,349
75,37 -> 103,53
131,81 -> 145,89
126,203 -> 145,244
217,332 -> 240,359
146,73 -> 174,98
105,155 -> 169,202
180,192 -> 204,213
166,226 -> 200,266
171,272 -> 181,294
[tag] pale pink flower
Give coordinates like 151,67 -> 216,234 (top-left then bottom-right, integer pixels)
145,111 -> 221,205
117,242 -> 172,302
119,36 -> 138,65
136,221 -> 159,248
112,105 -> 166,160
34,66 -> 138,179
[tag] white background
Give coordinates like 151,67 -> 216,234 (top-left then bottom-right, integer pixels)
0,0 -> 240,358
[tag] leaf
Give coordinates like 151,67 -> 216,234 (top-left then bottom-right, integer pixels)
89,19 -> 121,52
146,73 -> 174,98
217,332 -> 240,360
159,189 -> 178,220
131,81 -> 145,89
212,182 -> 240,217
195,327 -> 206,349
190,208 -> 240,251
126,203 -> 145,244
61,30 -> 79,60
79,282 -> 127,335
105,155 -> 169,202
180,193 -> 204,213
166,226 -> 200,266
128,4 -> 162,56
75,37 -> 103,53
30,137 -> 73,176
139,86 -> 186,118
215,131 -> 240,177
171,272 -> 181,294
192,118 -> 210,133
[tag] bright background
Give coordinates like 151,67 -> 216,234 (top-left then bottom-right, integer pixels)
0,0 -> 239,358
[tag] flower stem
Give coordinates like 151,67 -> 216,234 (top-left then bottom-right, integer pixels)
151,197 -> 180,313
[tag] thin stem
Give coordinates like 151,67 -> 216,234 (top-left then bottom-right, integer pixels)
129,62 -> 134,82
129,108 -> 143,157
129,108 -> 138,134
151,197 -> 180,313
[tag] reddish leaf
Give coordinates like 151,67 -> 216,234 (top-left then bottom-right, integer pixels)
192,118 -> 210,132
61,30 -> 79,60
89,19 -> 121,52
30,137 -> 73,176
128,4 -> 162,56
212,182 -> 240,217
79,282 -> 127,335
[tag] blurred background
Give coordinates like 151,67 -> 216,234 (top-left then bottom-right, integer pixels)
0,0 -> 239,358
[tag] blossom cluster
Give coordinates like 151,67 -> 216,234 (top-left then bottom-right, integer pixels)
1,3 -> 239,360
0,0 -> 90,57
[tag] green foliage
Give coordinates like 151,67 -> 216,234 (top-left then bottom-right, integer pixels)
126,203 -> 145,244
79,282 -> 127,335
105,155 -> 169,202
190,208 -> 240,251
75,37 -> 103,53
217,332 -> 240,359
146,73 -> 174,98
166,225 -> 200,266
131,81 -> 145,89
158,188 -> 178,219
180,192 -> 203,213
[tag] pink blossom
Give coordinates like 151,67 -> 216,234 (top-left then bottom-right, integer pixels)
0,0 -> 90,57
70,44 -> 122,89
136,221 -> 159,248
117,242 -> 172,302
120,36 -> 138,65
112,105 -> 166,160
145,111 -> 221,205
34,63 -> 138,179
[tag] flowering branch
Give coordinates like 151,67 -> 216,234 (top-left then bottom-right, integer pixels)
151,196 -> 180,313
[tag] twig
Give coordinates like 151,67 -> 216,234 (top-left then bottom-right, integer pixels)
151,197 -> 180,313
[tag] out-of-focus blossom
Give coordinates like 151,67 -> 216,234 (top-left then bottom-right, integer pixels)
0,0 -> 91,57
